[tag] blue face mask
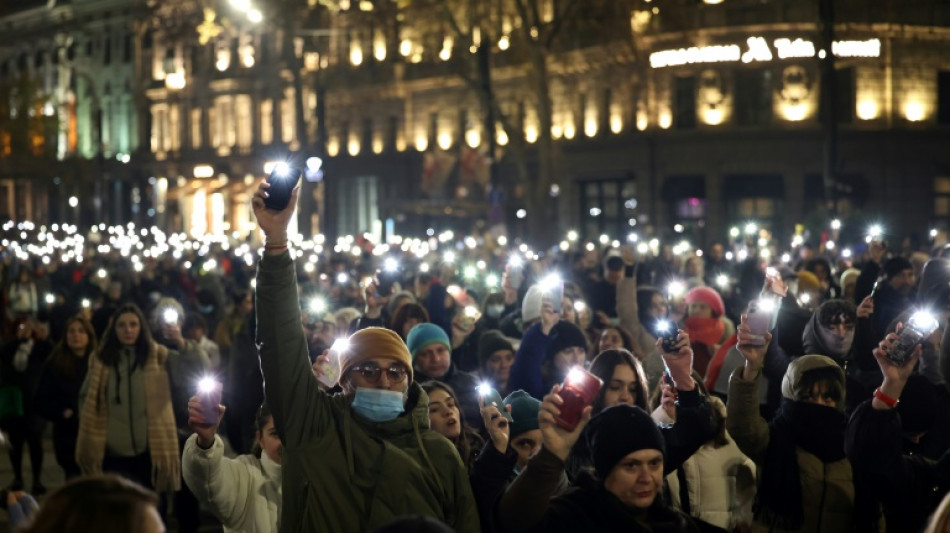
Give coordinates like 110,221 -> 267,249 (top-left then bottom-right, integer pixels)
351,388 -> 405,423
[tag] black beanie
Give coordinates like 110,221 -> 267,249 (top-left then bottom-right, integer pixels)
883,257 -> 913,280
478,330 -> 514,369
897,374 -> 937,434
544,321 -> 588,362
586,404 -> 665,481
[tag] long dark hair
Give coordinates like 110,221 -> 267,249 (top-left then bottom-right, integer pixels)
588,349 -> 649,414
421,381 -> 483,471
50,315 -> 97,381
389,303 -> 430,340
97,303 -> 153,370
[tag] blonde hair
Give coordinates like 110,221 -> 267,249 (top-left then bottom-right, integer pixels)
925,491 -> 950,533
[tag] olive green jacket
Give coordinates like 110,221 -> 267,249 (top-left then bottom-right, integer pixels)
256,252 -> 480,532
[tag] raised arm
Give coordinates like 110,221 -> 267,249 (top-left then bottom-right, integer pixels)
726,315 -> 773,464
252,182 -> 329,447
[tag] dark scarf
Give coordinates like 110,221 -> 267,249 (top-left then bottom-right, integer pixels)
755,399 -> 847,530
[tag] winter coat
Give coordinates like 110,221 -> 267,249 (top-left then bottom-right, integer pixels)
415,363 -> 481,427
182,434 -> 281,533
727,366 -> 859,533
653,401 -> 756,531
256,252 -> 479,533
846,400 -> 950,533
35,354 -> 88,475
498,446 -> 699,533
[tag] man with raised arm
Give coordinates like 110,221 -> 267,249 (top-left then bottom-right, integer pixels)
252,182 -> 479,532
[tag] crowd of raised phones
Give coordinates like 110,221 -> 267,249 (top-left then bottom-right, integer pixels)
2,212 -> 950,533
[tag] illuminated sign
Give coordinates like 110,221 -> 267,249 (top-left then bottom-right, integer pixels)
650,37 -> 880,68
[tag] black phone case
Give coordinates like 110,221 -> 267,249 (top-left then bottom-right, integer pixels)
264,167 -> 302,211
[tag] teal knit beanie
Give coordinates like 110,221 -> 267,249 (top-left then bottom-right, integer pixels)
406,322 -> 451,360
504,390 -> 541,438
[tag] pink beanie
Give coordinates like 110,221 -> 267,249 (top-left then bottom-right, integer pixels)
685,287 -> 725,318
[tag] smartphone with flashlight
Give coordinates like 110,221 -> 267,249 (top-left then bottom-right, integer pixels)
656,319 -> 680,353
886,311 -> 939,366
457,305 -> 482,331
374,267 -> 400,298
478,383 -> 513,422
264,164 -> 302,211
315,338 -> 348,388
197,377 -> 222,425
745,298 -> 775,346
163,308 -> 179,325
507,259 -> 524,289
556,368 -> 603,431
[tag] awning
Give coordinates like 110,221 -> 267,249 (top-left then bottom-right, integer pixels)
661,175 -> 706,200
722,174 -> 784,198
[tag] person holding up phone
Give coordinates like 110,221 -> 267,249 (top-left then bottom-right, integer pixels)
183,400 -> 281,533
496,400 -> 699,532
507,301 -> 589,402
252,181 -> 479,533
846,325 -> 950,533
728,313 -> 873,532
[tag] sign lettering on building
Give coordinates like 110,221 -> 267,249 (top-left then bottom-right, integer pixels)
650,37 -> 881,68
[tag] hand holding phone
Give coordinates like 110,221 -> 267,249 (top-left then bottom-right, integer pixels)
196,377 -> 222,425
656,319 -> 680,353
555,368 -> 603,431
264,164 -> 302,211
314,339 -> 347,388
478,384 -> 513,422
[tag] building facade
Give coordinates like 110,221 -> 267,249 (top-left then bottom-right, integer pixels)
2,0 -> 949,249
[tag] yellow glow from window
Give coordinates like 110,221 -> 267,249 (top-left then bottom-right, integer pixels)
498,35 -> 510,51
781,102 -> 809,122
350,41 -> 363,66
703,107 -> 724,125
347,135 -> 360,156
636,112 -> 648,131
415,135 -> 428,152
438,132 -> 452,150
609,108 -> 623,134
372,137 -> 384,154
905,100 -> 925,122
399,39 -> 412,57
563,116 -> 576,139
856,99 -> 879,120
374,31 -> 387,61
465,128 -> 480,148
525,124 -> 539,143
496,128 -> 509,146
327,137 -> 340,156
440,36 -> 453,61
551,123 -> 563,139
210,193 -> 225,236
658,111 -> 672,129
584,116 -> 598,137
191,189 -> 207,237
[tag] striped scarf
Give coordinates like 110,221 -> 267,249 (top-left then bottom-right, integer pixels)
75,341 -> 181,491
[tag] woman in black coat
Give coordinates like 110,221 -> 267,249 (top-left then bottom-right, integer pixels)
35,316 -> 96,480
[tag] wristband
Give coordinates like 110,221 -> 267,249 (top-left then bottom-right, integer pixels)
873,387 -> 900,408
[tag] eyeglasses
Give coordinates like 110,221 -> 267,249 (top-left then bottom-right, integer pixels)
350,363 -> 409,384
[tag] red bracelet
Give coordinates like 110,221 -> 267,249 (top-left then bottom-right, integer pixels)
873,387 -> 900,408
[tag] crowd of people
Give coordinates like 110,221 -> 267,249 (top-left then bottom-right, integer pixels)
2,196 -> 950,532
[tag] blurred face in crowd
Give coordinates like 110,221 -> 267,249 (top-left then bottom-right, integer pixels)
604,449 -> 664,510
647,294 -> 668,320
688,301 -> 713,319
598,328 -> 625,353
256,416 -> 283,465
805,380 -> 839,409
561,297 -> 576,324
603,364 -> 639,408
709,244 -> 724,262
66,321 -> 90,355
485,349 -> 515,388
401,318 -> 422,339
552,346 -> 586,376
16,321 -> 33,340
415,343 -> 451,379
343,357 -> 411,395
604,267 -> 623,285
115,312 -> 142,347
239,294 -> 254,315
427,388 -> 461,440
889,268 -> 916,294
685,257 -> 704,279
511,429 -> 543,470
810,263 -> 829,283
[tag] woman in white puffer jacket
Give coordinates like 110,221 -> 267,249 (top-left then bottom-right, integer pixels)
652,378 -> 756,532
183,399 -> 281,533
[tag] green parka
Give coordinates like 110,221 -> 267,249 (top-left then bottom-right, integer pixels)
256,252 -> 480,533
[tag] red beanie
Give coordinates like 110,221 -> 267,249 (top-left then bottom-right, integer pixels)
685,287 -> 725,318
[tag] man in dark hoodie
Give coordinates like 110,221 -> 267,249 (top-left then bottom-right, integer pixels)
406,322 -> 481,426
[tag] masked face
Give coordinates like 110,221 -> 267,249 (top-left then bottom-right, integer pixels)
486,304 -> 505,319
817,320 -> 855,358
351,388 -> 406,423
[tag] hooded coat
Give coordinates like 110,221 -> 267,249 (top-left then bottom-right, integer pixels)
256,252 -> 479,533
727,355 -> 872,532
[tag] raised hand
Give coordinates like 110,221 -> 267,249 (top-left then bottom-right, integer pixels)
872,323 -> 922,387
187,395 -> 226,449
538,384 -> 592,462
856,295 -> 874,318
736,313 -> 772,381
252,181 -> 299,243
656,330 -> 695,391
479,397 -> 511,454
